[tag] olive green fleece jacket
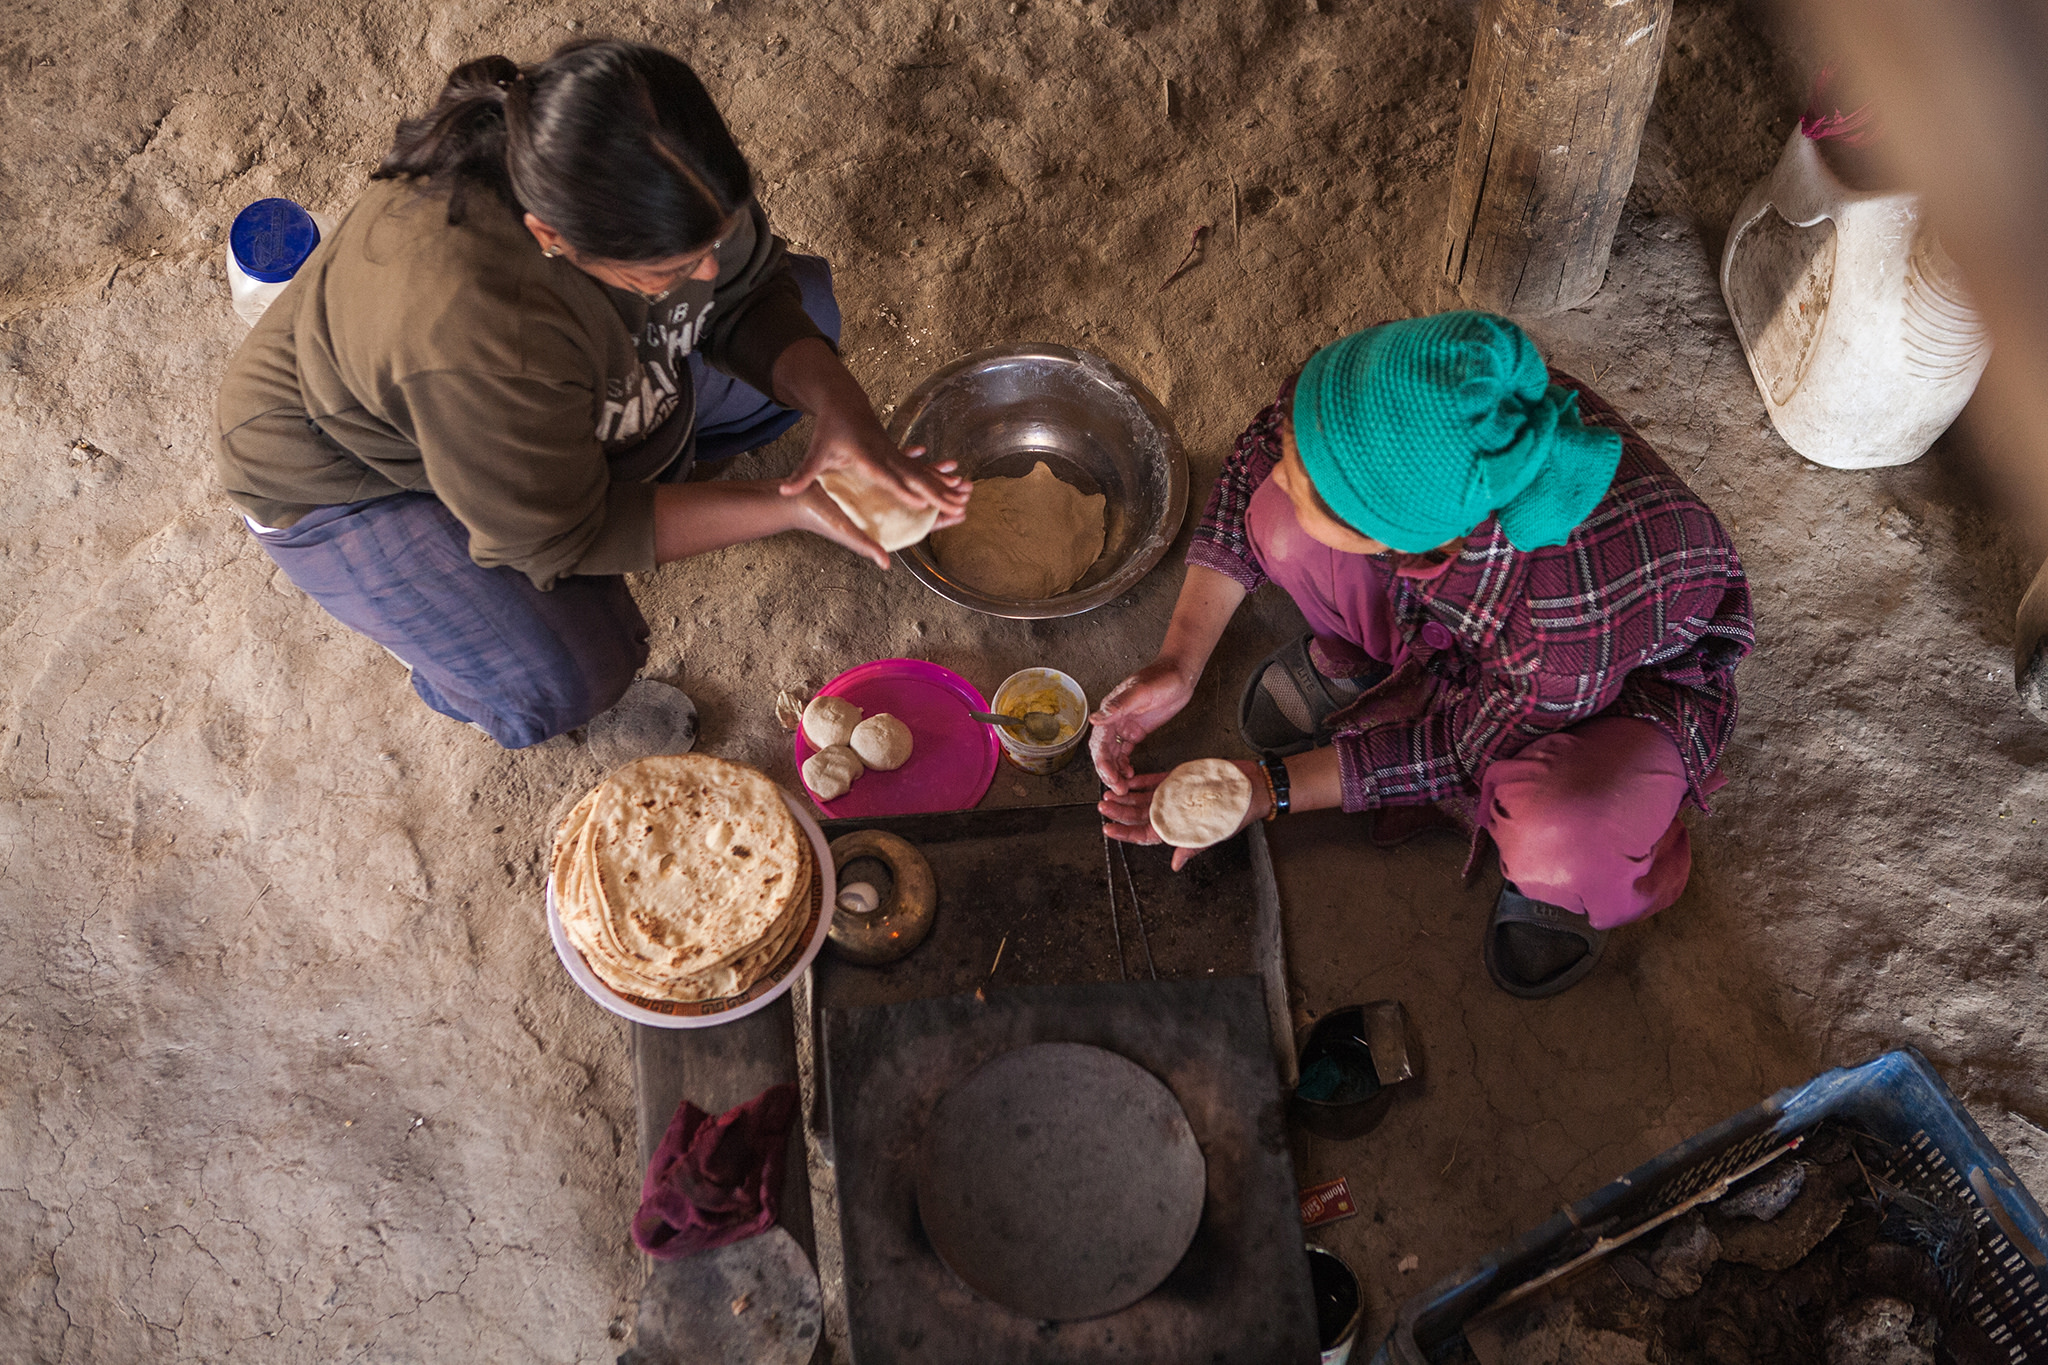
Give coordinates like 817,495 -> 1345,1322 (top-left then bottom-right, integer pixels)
214,177 -> 825,589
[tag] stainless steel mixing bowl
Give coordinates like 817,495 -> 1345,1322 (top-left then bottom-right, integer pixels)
884,343 -> 1189,619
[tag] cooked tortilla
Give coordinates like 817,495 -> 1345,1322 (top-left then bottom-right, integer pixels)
576,841 -> 812,1003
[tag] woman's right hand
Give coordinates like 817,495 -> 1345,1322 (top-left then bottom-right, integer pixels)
1089,658 -> 1198,794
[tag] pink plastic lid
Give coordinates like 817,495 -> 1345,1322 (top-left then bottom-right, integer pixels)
793,659 -> 1002,817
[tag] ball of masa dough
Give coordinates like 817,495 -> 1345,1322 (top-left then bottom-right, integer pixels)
802,744 -> 865,802
849,713 -> 913,771
801,695 -> 863,750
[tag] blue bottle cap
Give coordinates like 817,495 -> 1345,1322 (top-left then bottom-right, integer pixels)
229,198 -> 322,284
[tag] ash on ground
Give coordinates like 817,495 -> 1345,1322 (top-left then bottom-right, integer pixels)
1456,1125 -> 2007,1365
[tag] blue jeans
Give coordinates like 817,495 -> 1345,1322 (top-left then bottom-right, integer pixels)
255,254 -> 841,748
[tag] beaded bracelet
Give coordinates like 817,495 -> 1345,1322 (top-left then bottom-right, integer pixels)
1259,756 -> 1291,820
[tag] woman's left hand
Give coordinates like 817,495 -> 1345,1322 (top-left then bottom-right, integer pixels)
1098,759 -> 1272,872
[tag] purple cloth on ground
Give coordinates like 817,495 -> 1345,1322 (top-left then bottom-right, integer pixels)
631,1083 -> 799,1260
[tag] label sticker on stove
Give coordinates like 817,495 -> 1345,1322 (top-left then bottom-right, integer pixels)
1300,1176 -> 1357,1227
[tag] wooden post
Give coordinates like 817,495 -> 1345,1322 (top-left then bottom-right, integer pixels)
1442,0 -> 1674,315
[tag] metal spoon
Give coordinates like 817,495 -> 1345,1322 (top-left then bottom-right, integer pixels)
969,709 -> 1064,744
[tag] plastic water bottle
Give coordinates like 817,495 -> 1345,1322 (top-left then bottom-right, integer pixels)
227,197 -> 335,327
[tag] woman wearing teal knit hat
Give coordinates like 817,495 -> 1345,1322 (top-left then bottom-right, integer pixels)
1094,312 -> 1752,998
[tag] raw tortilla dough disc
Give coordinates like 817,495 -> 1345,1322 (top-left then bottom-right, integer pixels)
803,744 -> 865,801
1149,758 -> 1253,849
849,713 -> 913,771
930,461 -> 1106,600
802,695 -> 863,750
820,466 -> 942,552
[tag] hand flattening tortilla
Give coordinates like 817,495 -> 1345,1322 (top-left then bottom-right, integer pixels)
820,466 -> 942,552
1148,758 -> 1253,849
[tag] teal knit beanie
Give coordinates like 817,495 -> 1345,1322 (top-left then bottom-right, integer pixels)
1291,312 -> 1623,553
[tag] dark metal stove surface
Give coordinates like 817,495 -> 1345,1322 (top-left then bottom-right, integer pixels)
816,800 -> 1256,994
814,802 -> 1292,1066
812,803 -> 1312,1362
822,977 -> 1317,1363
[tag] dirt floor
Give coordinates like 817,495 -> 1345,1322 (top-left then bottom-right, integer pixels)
4,1 -> 2046,1361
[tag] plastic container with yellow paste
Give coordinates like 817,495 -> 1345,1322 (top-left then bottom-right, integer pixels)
990,668 -> 1090,774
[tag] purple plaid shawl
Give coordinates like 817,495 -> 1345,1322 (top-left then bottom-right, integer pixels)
1186,372 -> 1753,813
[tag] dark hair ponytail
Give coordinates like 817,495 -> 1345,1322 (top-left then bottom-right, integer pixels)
374,41 -> 751,262
374,55 -> 522,226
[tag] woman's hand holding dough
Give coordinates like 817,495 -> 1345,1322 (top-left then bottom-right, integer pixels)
795,413 -> 970,533
770,337 -> 970,522
792,483 -> 894,569
1088,659 -> 1197,795
1096,759 -> 1270,871
1090,565 -> 1249,792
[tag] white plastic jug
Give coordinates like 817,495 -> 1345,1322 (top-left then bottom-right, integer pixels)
1719,130 -> 1990,469
226,198 -> 336,327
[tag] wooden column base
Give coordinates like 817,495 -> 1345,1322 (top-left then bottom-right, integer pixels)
1442,0 -> 1674,316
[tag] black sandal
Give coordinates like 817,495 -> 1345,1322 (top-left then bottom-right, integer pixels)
1238,634 -> 1386,758
1482,883 -> 1609,999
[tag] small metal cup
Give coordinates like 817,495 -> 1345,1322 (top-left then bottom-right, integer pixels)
1306,1243 -> 1364,1365
1289,1001 -> 1419,1141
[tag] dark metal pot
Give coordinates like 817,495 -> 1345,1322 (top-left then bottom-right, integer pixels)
1289,1001 -> 1419,1140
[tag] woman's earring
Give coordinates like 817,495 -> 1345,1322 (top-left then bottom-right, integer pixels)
542,245 -> 563,259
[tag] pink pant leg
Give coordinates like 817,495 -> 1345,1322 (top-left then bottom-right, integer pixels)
1476,717 -> 1700,931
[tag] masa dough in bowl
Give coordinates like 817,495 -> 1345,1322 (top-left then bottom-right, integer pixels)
931,461 -> 1106,600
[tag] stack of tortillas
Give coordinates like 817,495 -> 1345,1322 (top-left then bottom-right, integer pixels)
550,755 -> 814,1004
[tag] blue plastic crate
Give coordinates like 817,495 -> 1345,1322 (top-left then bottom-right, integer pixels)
1371,1049 -> 2048,1363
